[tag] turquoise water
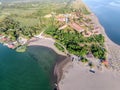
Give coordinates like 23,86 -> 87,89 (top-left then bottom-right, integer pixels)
83,0 -> 120,45
0,44 -> 62,90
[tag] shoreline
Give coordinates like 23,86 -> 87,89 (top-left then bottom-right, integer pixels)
58,0 -> 120,90
28,37 -> 70,90
28,37 -> 66,56
84,2 -> 120,72
28,0 -> 120,89
58,13 -> 120,90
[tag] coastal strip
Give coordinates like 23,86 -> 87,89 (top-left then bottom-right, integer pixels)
28,37 -> 70,89
27,0 -> 120,90
58,0 -> 120,90
84,2 -> 120,73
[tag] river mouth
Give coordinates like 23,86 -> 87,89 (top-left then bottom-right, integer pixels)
0,44 -> 66,90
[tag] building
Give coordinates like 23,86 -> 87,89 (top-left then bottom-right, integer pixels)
69,23 -> 84,32
56,14 -> 69,22
2,37 -> 8,42
57,17 -> 66,22
82,30 -> 92,37
44,14 -> 52,18
58,25 -> 68,30
18,37 -> 27,45
92,26 -> 101,35
8,44 -> 15,49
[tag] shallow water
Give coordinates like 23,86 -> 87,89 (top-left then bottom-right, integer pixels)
0,44 -> 62,90
83,0 -> 120,45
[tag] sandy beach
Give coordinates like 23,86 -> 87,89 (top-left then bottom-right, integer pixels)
28,37 -> 69,89
58,0 -> 120,90
59,61 -> 120,90
28,37 -> 66,56
28,1 -> 120,90
82,0 -> 120,72
89,9 -> 120,73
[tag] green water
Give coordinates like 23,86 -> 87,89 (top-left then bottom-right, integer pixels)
0,44 -> 61,90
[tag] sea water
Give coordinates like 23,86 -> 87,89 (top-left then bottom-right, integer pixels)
0,44 -> 60,90
83,0 -> 120,45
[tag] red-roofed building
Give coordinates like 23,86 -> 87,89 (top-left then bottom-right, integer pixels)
2,37 -> 8,41
69,23 -> 84,32
58,25 -> 68,30
57,17 -> 66,22
82,31 -> 92,37
94,26 -> 100,30
8,44 -> 15,49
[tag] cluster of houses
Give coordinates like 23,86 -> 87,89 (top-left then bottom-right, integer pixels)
0,34 -> 27,49
82,26 -> 101,37
44,12 -> 101,37
0,34 -> 16,49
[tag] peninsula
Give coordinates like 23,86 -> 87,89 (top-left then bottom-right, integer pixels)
0,0 -> 120,90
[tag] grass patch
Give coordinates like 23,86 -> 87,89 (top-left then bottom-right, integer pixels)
54,42 -> 64,52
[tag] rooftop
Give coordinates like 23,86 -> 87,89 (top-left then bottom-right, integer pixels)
69,23 -> 84,32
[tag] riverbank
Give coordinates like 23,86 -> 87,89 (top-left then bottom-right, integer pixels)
58,0 -> 120,90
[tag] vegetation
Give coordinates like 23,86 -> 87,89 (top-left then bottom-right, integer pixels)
0,0 -> 106,58
88,62 -> 94,68
80,6 -> 90,15
91,44 -> 106,59
0,17 -> 42,40
81,57 -> 88,63
45,24 -> 106,59
16,45 -> 27,52
54,42 -> 64,52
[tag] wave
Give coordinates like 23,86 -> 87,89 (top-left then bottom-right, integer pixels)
109,1 -> 120,7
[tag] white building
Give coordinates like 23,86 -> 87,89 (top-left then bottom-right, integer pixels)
18,37 -> 27,45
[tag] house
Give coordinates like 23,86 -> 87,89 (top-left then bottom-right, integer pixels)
94,30 -> 100,35
18,37 -> 27,45
92,26 -> 101,35
0,34 -> 4,39
56,14 -> 66,22
2,37 -> 8,42
69,23 -> 84,32
58,25 -> 68,30
94,26 -> 100,30
92,26 -> 100,35
82,31 -> 92,37
8,44 -> 15,49
44,14 -> 52,18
